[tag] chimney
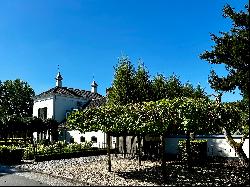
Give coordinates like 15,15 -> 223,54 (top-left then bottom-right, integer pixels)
91,80 -> 98,93
106,87 -> 111,96
55,71 -> 63,87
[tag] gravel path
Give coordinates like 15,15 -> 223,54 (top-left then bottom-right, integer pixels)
14,155 -> 161,186
12,155 -> 249,186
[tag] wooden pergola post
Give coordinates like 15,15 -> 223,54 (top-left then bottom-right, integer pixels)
107,132 -> 111,172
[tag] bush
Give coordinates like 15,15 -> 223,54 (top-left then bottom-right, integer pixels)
0,145 -> 24,165
34,148 -> 108,162
23,144 -> 35,160
22,140 -> 94,160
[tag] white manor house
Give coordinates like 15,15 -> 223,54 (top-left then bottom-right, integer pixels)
32,71 -> 116,148
32,71 -> 249,158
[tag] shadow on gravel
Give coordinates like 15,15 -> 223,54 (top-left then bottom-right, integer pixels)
116,160 -> 249,186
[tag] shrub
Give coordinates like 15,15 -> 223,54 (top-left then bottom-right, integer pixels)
0,145 -> 24,165
22,140 -> 94,160
23,144 -> 35,160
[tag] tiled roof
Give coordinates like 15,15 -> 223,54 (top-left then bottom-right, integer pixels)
84,97 -> 107,109
34,86 -> 103,100
67,88 -> 103,100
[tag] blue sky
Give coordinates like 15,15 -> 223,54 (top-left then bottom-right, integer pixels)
0,0 -> 248,102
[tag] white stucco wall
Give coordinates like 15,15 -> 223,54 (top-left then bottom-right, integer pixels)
59,130 -> 116,149
54,94 -> 88,122
165,135 -> 249,158
33,94 -> 89,122
33,96 -> 54,119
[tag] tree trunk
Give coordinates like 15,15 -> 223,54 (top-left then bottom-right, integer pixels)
37,131 -> 39,142
107,132 -> 111,172
222,128 -> 249,165
161,134 -> 166,181
116,136 -> 119,154
138,135 -> 141,167
186,130 -> 191,170
123,135 -> 127,158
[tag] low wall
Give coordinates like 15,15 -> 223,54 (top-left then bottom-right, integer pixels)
165,135 -> 249,158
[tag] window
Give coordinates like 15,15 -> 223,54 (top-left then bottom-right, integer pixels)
91,136 -> 97,143
38,107 -> 47,120
80,136 -> 85,142
70,137 -> 74,143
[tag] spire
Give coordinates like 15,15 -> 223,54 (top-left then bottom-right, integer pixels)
55,65 -> 63,87
91,75 -> 98,93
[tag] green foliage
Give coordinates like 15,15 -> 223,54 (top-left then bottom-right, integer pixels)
23,144 -> 35,160
22,141 -> 93,160
0,144 -> 20,151
134,60 -> 152,103
67,97 -> 247,136
0,79 -> 35,118
107,55 -> 136,105
200,4 -> 249,101
0,79 -> 38,139
0,145 -> 24,164
108,55 -> 209,107
151,73 -> 209,101
151,74 -> 168,101
0,115 -> 58,141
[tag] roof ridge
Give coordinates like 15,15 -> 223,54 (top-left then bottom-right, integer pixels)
62,87 -> 82,97
35,86 -> 104,100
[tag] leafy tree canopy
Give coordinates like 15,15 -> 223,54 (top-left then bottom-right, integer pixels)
107,55 -> 136,105
200,4 -> 249,102
67,97 -> 247,136
0,79 -> 35,118
108,55 -> 209,105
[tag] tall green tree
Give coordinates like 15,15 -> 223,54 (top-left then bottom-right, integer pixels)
200,4 -> 249,165
107,55 -> 136,157
200,4 -> 249,102
0,79 -> 35,117
151,74 -> 208,101
107,55 -> 136,105
193,84 -> 208,100
134,60 -> 152,103
151,74 -> 168,101
165,74 -> 183,99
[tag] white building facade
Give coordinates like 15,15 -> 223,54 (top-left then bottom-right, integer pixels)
33,71 -> 116,148
165,135 -> 249,158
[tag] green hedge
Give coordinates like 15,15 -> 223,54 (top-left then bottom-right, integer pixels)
0,141 -> 111,164
0,145 -> 24,165
23,141 -> 93,160
178,139 -> 207,165
34,148 -> 111,162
